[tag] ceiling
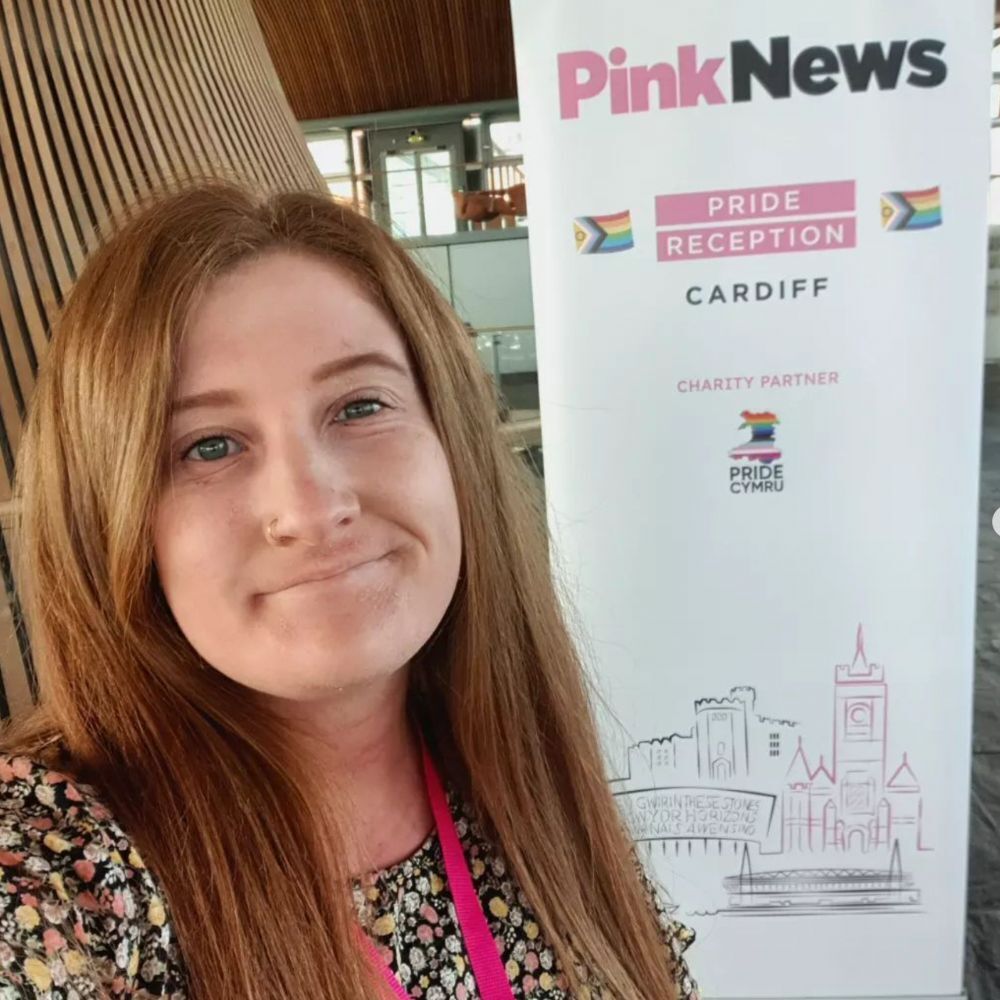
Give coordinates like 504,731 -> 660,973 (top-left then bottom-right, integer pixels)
255,2 -> 1000,123
251,0 -> 518,121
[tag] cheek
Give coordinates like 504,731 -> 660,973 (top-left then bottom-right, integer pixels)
152,492 -> 235,607
408,440 -> 463,566
375,438 -> 463,620
367,427 -> 461,546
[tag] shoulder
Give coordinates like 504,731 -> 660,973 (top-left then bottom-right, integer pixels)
0,754 -> 186,998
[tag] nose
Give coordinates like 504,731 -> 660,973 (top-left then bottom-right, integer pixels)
261,432 -> 360,547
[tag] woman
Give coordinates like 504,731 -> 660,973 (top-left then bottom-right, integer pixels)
0,181 -> 697,999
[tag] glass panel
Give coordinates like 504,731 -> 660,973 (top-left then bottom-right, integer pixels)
492,330 -> 539,415
993,31 -> 1000,72
992,127 -> 1000,175
307,137 -> 350,176
474,333 -> 498,379
420,150 -> 457,237
490,120 -> 524,158
326,178 -> 354,201
496,331 -> 537,380
385,152 -> 423,239
422,149 -> 451,168
993,83 -> 1000,121
385,152 -> 412,172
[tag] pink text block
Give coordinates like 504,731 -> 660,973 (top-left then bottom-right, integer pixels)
656,181 -> 856,226
657,217 -> 857,262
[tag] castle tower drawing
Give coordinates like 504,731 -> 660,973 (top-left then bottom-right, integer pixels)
835,622 -> 888,826
695,687 -> 753,780
781,625 -> 926,855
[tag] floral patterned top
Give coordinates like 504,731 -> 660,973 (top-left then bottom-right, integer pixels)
0,755 -> 698,999
354,787 -> 699,1000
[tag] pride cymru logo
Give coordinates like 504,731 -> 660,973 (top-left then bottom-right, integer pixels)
729,410 -> 781,463
729,409 -> 785,495
558,36 -> 947,120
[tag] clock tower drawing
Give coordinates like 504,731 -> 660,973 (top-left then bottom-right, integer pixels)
782,624 -> 924,854
834,623 -> 888,836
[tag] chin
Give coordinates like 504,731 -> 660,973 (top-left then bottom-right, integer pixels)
239,642 -> 413,699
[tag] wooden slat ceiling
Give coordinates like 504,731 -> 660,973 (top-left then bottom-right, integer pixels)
251,0 -> 518,121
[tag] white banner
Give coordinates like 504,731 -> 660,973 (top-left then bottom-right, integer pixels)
509,3 -> 992,997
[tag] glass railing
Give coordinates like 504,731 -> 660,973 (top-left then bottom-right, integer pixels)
469,325 -> 542,477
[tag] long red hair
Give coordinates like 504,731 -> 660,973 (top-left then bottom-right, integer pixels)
1,180 -> 679,1000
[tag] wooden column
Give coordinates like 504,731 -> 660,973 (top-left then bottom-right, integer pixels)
0,0 -> 324,717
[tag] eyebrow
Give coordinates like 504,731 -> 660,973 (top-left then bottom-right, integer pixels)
169,351 -> 411,418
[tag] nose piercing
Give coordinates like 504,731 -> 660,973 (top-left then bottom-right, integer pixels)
266,518 -> 318,546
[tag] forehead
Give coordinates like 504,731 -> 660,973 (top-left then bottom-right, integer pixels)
179,249 -> 407,373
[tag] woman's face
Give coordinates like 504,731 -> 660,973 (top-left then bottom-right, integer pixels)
153,249 -> 462,704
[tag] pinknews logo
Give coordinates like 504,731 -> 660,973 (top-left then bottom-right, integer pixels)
558,36 -> 947,120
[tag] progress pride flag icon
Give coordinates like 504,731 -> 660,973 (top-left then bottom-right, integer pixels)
656,180 -> 857,261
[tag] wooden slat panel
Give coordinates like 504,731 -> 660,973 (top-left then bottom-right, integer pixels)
114,0 -> 199,180
5,4 -> 81,285
214,0 -> 299,187
31,1 -> 113,238
202,0 -> 285,187
158,0 -> 235,173
236,1 -> 323,185
58,0 -> 136,205
76,0 -> 160,196
137,2 -> 216,175
0,503 -> 34,715
0,0 -> 324,718
47,0 -> 129,217
252,0 -> 518,120
16,0 -> 97,263
178,0 -> 270,187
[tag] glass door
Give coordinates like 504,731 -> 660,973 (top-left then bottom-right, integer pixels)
368,124 -> 465,238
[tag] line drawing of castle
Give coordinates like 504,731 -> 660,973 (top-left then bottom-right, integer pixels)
610,684 -> 798,790
610,625 -> 928,916
783,624 -> 929,856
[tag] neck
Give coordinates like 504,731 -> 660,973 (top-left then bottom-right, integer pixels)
273,665 -> 434,876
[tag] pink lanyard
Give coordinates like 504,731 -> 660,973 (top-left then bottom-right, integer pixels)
358,742 -> 517,1000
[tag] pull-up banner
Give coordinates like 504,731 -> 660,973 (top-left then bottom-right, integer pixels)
509,3 -> 991,997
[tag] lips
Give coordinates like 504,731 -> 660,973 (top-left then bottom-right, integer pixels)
267,553 -> 388,595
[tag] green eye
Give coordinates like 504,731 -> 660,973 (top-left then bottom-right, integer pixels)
178,397 -> 389,465
338,399 -> 386,421
185,436 -> 239,463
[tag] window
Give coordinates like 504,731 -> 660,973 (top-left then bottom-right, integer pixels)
306,132 -> 357,208
484,118 -> 526,219
843,774 -> 875,813
384,148 -> 457,239
844,700 -> 874,740
302,106 -> 526,239
489,119 -> 523,158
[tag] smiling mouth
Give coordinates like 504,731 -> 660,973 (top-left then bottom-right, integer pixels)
276,555 -> 388,595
